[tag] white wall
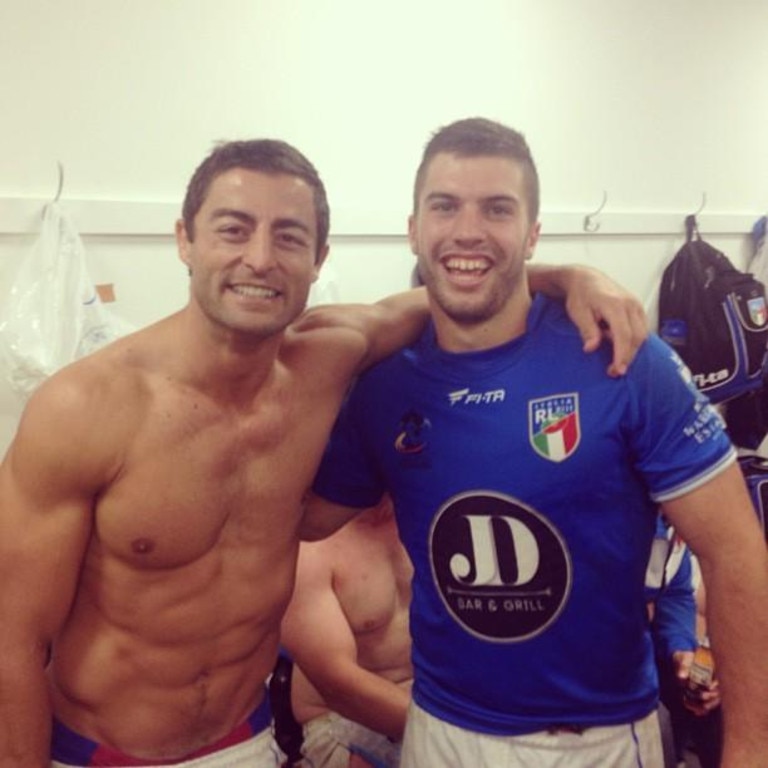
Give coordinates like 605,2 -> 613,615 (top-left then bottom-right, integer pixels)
0,0 -> 767,451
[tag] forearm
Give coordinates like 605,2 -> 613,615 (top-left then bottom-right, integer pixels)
320,668 -> 410,741
653,559 -> 697,658
653,618 -> 696,662
700,550 -> 768,766
0,655 -> 52,767
527,263 -> 576,298
364,288 -> 429,366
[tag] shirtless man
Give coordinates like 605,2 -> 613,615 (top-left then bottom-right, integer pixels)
281,495 -> 410,768
0,138 -> 646,768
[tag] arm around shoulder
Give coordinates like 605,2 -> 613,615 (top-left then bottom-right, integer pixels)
292,288 -> 429,375
528,263 -> 648,376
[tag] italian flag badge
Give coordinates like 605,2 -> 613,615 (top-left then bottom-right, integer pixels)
529,394 -> 581,462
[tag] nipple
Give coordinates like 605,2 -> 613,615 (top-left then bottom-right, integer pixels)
131,537 -> 155,555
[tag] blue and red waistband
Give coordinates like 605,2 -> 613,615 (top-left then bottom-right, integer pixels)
51,695 -> 271,766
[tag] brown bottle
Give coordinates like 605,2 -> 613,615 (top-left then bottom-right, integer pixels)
685,636 -> 714,702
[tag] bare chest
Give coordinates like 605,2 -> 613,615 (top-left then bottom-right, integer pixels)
334,541 -> 413,637
95,390 -> 335,568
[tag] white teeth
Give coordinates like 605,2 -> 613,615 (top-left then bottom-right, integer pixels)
445,257 -> 489,272
231,285 -> 278,298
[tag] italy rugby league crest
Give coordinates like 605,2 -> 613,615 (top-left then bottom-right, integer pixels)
748,296 -> 768,326
529,393 -> 580,462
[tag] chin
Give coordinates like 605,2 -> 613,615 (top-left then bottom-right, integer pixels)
436,295 -> 498,325
219,312 -> 289,339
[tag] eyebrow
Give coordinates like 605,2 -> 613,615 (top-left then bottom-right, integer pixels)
209,209 -> 312,235
210,208 -> 256,227
425,192 -> 519,204
272,217 -> 312,236
484,195 -> 519,206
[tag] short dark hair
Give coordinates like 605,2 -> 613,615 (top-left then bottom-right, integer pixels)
412,117 -> 540,222
181,139 -> 330,261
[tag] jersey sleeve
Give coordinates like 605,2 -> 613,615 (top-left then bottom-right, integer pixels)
651,547 -> 698,659
312,384 -> 386,508
626,334 -> 736,503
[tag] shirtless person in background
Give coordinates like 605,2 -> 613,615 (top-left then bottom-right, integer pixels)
0,138 -> 646,768
282,495 -> 411,767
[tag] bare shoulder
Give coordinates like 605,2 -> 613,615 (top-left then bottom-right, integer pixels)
35,330 -> 150,414
297,531 -> 341,581
300,518 -> 374,577
5,329 -> 155,487
298,521 -> 378,594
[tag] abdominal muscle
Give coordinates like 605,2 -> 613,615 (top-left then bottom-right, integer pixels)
49,530 -> 298,760
42,332 -> 346,759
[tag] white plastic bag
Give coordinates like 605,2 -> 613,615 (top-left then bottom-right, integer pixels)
0,203 -> 133,400
307,261 -> 342,307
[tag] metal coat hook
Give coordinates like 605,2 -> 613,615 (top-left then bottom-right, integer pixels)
52,161 -> 65,203
692,191 -> 707,218
583,190 -> 608,233
685,192 -> 707,242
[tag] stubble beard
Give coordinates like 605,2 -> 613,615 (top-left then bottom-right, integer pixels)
422,259 -> 525,328
196,285 -> 307,344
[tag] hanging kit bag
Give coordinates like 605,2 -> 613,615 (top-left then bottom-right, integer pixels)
658,216 -> 768,404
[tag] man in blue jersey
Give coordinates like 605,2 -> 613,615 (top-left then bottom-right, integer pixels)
645,518 -> 722,767
301,118 -> 768,767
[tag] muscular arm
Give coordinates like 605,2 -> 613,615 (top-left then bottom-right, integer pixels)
295,265 -> 646,377
281,543 -> 410,740
0,375 -> 108,767
662,462 -> 768,767
291,288 -> 429,374
528,263 -> 648,376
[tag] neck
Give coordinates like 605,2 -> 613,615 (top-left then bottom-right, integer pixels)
171,308 -> 286,404
431,283 -> 532,353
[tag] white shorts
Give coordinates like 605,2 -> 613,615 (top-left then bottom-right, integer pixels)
400,701 -> 663,768
299,712 -> 401,768
51,726 -> 280,768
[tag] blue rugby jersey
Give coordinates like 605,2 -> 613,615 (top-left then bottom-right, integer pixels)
314,294 -> 735,735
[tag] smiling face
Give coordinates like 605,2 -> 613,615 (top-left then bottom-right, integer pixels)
408,152 -> 540,349
176,167 -> 327,342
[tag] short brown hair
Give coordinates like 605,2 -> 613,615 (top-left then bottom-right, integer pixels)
182,139 -> 330,261
413,117 -> 540,222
